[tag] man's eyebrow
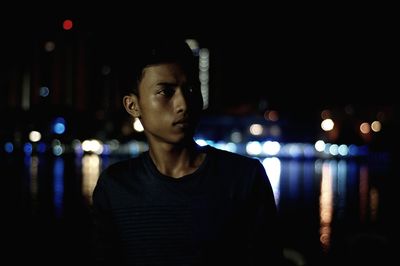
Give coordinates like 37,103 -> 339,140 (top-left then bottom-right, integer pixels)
156,82 -> 178,86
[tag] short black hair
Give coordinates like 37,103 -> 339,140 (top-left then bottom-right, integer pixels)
116,37 -> 197,95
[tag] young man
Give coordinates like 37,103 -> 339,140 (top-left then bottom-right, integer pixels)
91,38 -> 284,265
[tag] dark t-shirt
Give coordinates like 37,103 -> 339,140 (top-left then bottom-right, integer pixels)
92,146 -> 283,265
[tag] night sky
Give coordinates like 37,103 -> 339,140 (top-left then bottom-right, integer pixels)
0,6 -> 397,151
2,6 -> 397,112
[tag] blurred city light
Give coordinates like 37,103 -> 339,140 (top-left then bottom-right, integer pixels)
62,19 -> 73,30
29,131 -> 41,142
53,117 -> 66,134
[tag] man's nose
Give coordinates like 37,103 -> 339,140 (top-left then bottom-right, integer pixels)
174,88 -> 188,113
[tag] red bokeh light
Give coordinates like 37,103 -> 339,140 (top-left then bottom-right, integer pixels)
63,19 -> 73,30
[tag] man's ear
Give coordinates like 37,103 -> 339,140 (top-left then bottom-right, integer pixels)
123,94 -> 141,118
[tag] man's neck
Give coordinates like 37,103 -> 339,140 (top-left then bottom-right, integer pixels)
148,141 -> 205,178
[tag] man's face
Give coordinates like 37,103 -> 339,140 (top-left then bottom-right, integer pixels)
135,62 -> 202,145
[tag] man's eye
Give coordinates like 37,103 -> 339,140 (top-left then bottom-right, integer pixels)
159,86 -> 175,97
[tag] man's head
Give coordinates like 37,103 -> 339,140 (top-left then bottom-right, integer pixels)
119,38 -> 198,96
121,38 -> 203,145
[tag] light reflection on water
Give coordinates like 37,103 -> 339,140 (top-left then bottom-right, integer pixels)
53,157 -> 64,218
319,161 -> 333,252
18,152 -> 391,265
81,154 -> 102,205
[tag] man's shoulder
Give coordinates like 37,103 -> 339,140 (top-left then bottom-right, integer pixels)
205,146 -> 266,187
99,155 -> 143,181
207,146 -> 260,167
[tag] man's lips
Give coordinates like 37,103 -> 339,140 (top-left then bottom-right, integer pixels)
173,117 -> 190,127
173,117 -> 189,124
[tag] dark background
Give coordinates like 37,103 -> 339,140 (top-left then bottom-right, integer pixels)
2,5 -> 397,108
2,5 -> 397,149
1,4 -> 398,266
